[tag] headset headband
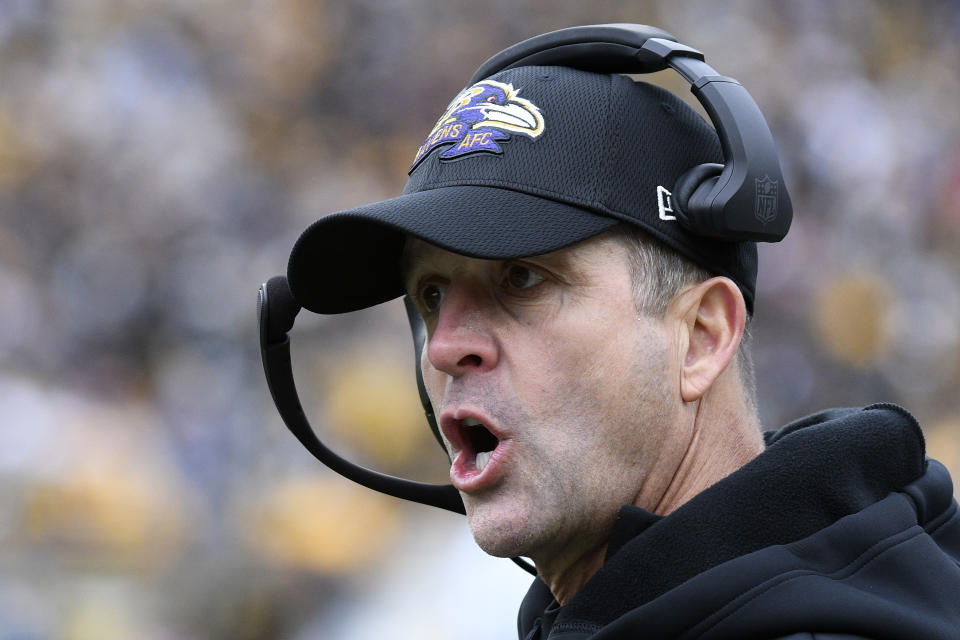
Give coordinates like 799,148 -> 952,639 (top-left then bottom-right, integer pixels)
471,24 -> 791,242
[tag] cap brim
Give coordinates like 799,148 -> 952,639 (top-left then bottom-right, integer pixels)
288,185 -> 620,314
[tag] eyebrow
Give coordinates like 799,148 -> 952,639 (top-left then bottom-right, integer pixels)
530,248 -> 576,273
401,237 -> 590,290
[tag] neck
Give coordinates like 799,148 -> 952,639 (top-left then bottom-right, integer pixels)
652,393 -> 764,515
540,543 -> 607,606
538,382 -> 764,605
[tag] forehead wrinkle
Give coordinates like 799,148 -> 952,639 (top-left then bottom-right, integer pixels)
401,237 -> 496,299
401,233 -> 625,295
535,235 -> 628,288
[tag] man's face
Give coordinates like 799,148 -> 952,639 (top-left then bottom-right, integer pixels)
402,233 -> 686,566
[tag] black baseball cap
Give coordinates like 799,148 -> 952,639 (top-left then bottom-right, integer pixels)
287,65 -> 758,314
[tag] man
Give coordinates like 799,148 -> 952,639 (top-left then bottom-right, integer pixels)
280,34 -> 960,640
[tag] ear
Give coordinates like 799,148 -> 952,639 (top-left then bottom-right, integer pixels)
674,277 -> 746,403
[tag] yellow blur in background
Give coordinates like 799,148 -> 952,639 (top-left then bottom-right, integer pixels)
1,1 -> 959,639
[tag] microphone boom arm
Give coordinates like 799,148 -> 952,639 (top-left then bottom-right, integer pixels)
258,276 -> 466,514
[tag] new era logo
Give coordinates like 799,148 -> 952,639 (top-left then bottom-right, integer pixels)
657,186 -> 676,221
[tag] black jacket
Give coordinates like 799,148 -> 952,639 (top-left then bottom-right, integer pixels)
518,404 -> 960,639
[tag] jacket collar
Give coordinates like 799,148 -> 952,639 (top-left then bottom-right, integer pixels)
519,404 -> 926,638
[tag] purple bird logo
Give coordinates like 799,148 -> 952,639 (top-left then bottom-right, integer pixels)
410,80 -> 545,172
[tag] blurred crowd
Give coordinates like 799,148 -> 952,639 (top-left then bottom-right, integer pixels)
0,1 -> 958,638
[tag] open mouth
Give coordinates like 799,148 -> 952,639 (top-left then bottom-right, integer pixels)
441,411 -> 509,490
460,418 -> 500,472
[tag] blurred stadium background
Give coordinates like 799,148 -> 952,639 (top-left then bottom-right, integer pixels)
1,0 -> 958,638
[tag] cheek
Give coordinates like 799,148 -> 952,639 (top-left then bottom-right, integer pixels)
543,317 -> 649,398
539,322 -> 673,445
508,328 -> 622,439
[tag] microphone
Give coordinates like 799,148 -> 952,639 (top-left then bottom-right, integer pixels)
258,276 -> 537,575
258,275 -> 466,514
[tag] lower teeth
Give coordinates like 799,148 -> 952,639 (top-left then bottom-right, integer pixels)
475,450 -> 492,472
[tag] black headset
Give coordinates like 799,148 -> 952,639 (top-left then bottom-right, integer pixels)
258,24 -> 792,576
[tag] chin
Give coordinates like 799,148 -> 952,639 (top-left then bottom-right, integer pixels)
465,497 -> 541,559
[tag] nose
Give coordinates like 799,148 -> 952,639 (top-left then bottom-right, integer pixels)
426,283 -> 499,377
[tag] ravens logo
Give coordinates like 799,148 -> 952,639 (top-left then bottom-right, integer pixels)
411,80 -> 545,171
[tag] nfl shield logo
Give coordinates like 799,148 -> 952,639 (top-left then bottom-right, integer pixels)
755,175 -> 779,225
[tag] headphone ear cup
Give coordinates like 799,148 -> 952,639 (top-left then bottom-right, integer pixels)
673,162 -> 724,234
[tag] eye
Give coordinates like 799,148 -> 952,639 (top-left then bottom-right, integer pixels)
503,264 -> 545,291
486,96 -> 498,103
420,282 -> 445,313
